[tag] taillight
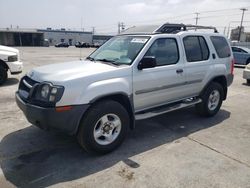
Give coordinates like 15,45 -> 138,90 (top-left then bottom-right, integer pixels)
231,59 -> 235,75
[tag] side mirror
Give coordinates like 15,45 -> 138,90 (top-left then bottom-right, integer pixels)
138,56 -> 156,70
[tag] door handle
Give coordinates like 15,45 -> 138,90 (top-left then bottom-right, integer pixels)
176,69 -> 183,74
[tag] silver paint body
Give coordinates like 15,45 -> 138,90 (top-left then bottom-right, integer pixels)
27,32 -> 233,112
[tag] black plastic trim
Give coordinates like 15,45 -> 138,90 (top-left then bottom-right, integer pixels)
16,92 -> 89,135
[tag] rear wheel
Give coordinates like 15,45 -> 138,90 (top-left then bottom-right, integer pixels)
77,100 -> 129,154
0,65 -> 7,85
246,58 -> 250,65
196,82 -> 224,117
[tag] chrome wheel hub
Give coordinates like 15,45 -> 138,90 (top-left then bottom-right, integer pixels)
93,114 -> 122,145
208,90 -> 220,111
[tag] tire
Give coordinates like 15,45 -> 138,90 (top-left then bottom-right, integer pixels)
196,82 -> 224,117
0,65 -> 7,85
247,79 -> 250,84
77,100 -> 130,154
246,58 -> 250,65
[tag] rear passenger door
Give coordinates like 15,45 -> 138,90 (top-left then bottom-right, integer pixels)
180,35 -> 212,96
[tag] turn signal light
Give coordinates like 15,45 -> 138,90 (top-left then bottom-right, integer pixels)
56,106 -> 72,112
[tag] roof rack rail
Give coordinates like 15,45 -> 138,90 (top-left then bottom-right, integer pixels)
155,23 -> 218,34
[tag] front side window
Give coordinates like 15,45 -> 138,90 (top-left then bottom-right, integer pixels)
210,36 -> 231,58
144,38 -> 179,66
183,36 -> 209,62
89,36 -> 150,65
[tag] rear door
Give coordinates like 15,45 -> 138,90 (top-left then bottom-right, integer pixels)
180,34 -> 212,96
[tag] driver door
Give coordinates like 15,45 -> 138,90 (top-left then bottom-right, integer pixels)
133,36 -> 186,112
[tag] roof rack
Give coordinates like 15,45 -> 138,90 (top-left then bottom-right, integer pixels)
156,23 -> 218,33
120,23 -> 218,35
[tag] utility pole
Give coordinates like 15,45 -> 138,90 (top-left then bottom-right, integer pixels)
118,22 -> 125,34
120,22 -> 125,32
81,17 -> 83,31
118,22 -> 120,34
92,27 -> 95,34
194,12 -> 200,31
194,12 -> 200,26
238,8 -> 248,42
223,26 -> 227,35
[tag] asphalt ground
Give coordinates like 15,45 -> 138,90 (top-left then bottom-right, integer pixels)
0,47 -> 249,188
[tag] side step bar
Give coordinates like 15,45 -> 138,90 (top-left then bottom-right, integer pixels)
135,98 -> 202,120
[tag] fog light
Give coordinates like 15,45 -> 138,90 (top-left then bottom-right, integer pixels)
49,95 -> 56,102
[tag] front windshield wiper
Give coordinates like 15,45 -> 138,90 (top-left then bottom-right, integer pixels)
86,56 -> 95,61
95,58 -> 121,66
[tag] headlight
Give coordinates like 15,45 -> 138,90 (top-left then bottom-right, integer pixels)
35,83 -> 64,103
8,55 -> 18,62
41,84 -> 50,98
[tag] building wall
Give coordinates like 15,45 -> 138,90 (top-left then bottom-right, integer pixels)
39,30 -> 93,46
0,32 -> 15,46
230,27 -> 248,42
0,32 -> 44,46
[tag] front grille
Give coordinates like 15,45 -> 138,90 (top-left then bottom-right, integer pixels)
19,76 -> 39,100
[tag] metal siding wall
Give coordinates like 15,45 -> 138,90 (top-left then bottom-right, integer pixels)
43,31 -> 93,46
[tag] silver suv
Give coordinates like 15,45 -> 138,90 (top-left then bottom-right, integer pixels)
16,24 -> 234,154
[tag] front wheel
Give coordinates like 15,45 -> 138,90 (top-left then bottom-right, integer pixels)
196,82 -> 224,117
77,100 -> 129,154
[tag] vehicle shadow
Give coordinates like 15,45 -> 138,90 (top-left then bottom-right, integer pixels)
242,82 -> 250,86
1,78 -> 19,87
0,107 -> 230,187
234,65 -> 246,69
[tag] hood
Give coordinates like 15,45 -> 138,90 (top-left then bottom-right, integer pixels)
0,45 -> 19,54
27,60 -> 121,83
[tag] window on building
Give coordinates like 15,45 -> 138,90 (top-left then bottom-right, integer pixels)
69,39 -> 72,45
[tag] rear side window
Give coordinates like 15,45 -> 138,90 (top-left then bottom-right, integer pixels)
183,36 -> 209,62
210,36 -> 231,58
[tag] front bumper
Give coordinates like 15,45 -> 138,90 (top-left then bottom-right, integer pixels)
16,92 -> 89,135
243,68 -> 250,80
226,74 -> 234,87
7,61 -> 23,74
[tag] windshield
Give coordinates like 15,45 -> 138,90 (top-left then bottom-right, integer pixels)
88,36 -> 150,65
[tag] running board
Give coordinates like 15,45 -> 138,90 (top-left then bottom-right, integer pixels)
135,98 -> 202,120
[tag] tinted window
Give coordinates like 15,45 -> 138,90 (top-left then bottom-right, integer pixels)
183,36 -> 209,62
210,36 -> 231,58
145,38 -> 179,66
199,37 -> 209,60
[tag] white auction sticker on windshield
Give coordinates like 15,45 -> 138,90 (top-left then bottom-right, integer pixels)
131,38 -> 147,43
